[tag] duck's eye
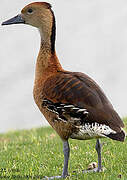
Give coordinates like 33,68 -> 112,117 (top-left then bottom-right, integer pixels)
27,8 -> 33,14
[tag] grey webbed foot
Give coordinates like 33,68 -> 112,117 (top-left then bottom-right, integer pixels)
85,166 -> 105,173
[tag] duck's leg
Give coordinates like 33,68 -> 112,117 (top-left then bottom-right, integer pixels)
84,139 -> 103,173
44,140 -> 70,179
62,140 -> 70,177
95,139 -> 102,172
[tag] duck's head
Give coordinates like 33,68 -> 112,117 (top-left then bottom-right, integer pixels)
2,2 -> 56,53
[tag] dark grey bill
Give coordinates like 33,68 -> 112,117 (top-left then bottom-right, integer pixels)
2,14 -> 25,25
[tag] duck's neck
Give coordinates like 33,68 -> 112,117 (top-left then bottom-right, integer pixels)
34,9 -> 63,83
34,39 -> 62,83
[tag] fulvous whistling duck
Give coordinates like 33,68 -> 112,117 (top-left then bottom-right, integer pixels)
2,2 -> 126,179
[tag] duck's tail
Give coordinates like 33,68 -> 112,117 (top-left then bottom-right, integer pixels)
105,129 -> 126,142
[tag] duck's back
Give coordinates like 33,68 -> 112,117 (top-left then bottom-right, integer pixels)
38,71 -> 125,141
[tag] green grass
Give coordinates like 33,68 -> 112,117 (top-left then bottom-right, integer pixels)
0,118 -> 127,180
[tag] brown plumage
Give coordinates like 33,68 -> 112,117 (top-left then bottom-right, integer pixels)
2,2 -> 126,179
42,71 -> 124,137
